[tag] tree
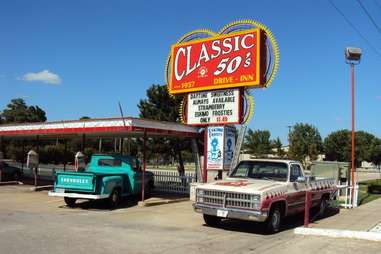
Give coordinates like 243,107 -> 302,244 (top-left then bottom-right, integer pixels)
324,130 -> 381,167
137,84 -> 186,169
324,130 -> 351,162
244,129 -> 272,157
1,98 -> 47,123
138,84 -> 181,122
271,137 -> 285,158
288,123 -> 323,166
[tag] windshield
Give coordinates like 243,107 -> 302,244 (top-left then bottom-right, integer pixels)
230,161 -> 288,182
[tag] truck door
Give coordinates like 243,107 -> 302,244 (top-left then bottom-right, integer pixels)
287,164 -> 307,215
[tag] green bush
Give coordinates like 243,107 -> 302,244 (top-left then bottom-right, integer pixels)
367,180 -> 381,194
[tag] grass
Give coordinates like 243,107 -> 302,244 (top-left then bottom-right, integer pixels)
358,180 -> 381,205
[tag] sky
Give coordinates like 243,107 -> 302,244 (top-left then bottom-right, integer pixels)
0,0 -> 380,144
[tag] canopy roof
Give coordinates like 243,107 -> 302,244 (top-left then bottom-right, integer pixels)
0,117 -> 200,140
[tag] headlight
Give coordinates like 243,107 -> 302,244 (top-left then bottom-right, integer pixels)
250,195 -> 261,209
251,194 -> 260,202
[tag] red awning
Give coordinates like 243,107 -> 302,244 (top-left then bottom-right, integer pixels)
0,117 -> 200,139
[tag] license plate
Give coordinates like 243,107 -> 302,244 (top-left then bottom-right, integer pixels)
217,209 -> 228,218
55,188 -> 65,193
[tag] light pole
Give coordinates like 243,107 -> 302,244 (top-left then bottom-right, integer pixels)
345,47 -> 362,207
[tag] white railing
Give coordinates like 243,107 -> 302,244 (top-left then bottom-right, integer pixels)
149,170 -> 196,195
337,183 -> 359,208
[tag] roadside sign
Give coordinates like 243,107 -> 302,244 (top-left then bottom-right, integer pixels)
223,126 -> 235,169
169,28 -> 266,94
186,88 -> 241,126
207,126 -> 236,170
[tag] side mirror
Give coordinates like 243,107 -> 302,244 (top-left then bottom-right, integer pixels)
296,176 -> 306,183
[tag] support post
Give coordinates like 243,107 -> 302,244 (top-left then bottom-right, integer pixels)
141,131 -> 147,203
81,134 -> 86,152
35,135 -> 40,187
0,136 -> 4,158
98,138 -> 102,153
191,138 -> 202,182
351,63 -> 355,206
63,140 -> 67,171
203,128 -> 208,183
120,138 -> 123,155
304,190 -> 311,227
21,140 -> 25,176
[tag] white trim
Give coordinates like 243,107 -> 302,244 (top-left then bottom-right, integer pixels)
48,191 -> 109,200
294,227 -> 381,242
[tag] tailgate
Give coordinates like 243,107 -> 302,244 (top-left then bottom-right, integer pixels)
55,172 -> 96,192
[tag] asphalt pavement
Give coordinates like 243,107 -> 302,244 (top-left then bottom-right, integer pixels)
0,184 -> 380,254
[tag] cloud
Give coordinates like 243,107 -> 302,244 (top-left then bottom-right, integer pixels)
19,70 -> 61,84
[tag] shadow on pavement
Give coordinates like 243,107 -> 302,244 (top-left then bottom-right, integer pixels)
57,192 -> 189,211
203,206 -> 340,235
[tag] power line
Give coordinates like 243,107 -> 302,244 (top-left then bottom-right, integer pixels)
356,0 -> 381,34
328,0 -> 381,58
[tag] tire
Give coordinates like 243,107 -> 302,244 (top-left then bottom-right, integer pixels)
108,188 -> 121,208
265,206 -> 282,234
64,197 -> 77,207
12,171 -> 21,181
203,214 -> 221,227
318,197 -> 328,218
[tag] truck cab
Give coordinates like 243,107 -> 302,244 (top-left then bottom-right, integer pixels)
49,154 -> 154,208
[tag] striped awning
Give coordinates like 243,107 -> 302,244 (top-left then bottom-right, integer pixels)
0,117 -> 200,139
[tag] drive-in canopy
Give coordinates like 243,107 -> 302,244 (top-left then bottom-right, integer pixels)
0,117 -> 200,139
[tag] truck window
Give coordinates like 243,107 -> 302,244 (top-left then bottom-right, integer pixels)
230,161 -> 288,182
290,164 -> 302,182
98,159 -> 122,167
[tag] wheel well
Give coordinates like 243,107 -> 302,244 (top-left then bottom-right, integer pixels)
321,193 -> 330,201
270,201 -> 286,217
113,186 -> 122,194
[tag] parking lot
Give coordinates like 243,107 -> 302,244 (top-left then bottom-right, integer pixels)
0,184 -> 380,254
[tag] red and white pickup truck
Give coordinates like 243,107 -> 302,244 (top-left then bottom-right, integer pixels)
193,159 -> 336,233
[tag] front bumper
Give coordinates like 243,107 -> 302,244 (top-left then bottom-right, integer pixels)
193,203 -> 268,222
48,191 -> 109,200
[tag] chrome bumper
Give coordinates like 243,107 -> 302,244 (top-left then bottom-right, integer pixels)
193,203 -> 268,222
48,191 -> 109,200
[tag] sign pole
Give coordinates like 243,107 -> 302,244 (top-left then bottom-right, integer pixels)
351,63 -> 355,206
142,130 -> 147,202
203,128 -> 208,183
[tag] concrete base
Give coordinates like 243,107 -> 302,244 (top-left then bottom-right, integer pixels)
30,185 -> 53,191
138,197 -> 189,207
0,181 -> 22,186
295,227 -> 381,242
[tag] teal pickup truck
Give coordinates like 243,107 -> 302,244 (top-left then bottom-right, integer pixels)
49,154 -> 154,208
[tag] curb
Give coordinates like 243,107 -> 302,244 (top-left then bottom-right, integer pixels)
294,227 -> 381,242
138,198 -> 189,207
30,185 -> 54,191
0,181 -> 22,186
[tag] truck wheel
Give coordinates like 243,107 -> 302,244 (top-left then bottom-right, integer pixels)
64,197 -> 77,207
318,197 -> 328,218
203,214 -> 221,227
265,206 -> 282,234
12,172 -> 21,181
108,189 -> 121,208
